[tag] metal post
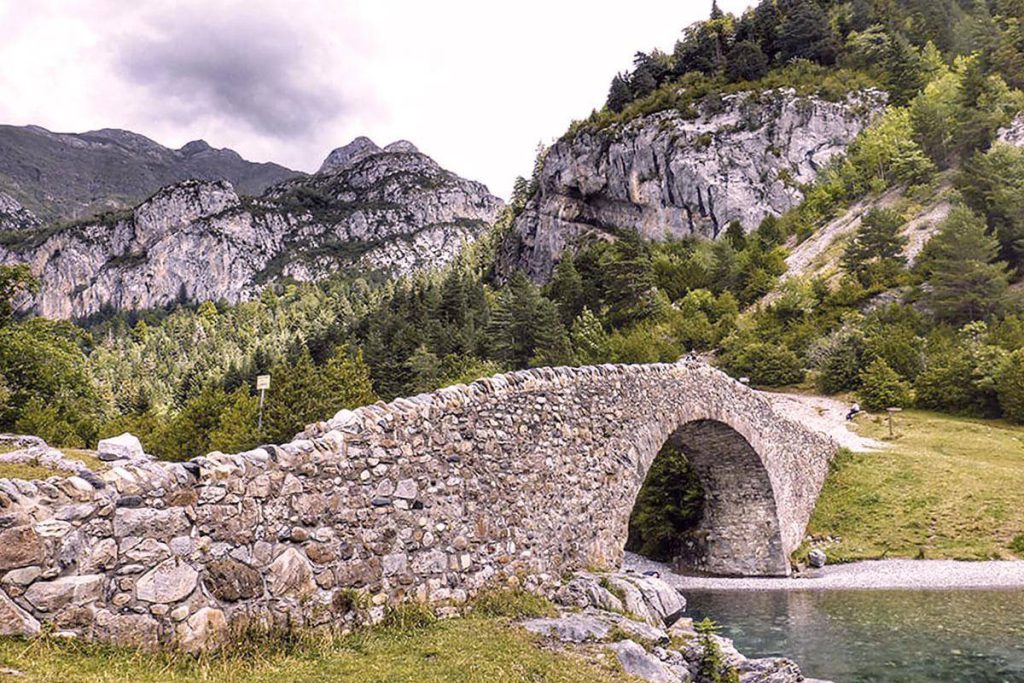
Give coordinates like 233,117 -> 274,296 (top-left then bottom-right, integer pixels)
258,388 -> 266,431
256,375 -> 270,433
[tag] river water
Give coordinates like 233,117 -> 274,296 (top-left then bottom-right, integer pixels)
684,588 -> 1024,682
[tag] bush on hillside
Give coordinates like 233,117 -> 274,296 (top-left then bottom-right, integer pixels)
997,350 -> 1024,423
857,358 -> 912,412
721,341 -> 805,387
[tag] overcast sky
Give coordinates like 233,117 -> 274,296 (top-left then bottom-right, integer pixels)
0,0 -> 751,198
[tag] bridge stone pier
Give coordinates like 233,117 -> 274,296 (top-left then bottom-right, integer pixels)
0,360 -> 834,648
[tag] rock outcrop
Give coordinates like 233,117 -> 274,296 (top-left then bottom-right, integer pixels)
0,125 -> 301,224
524,571 -> 816,683
1,139 -> 504,319
998,114 -> 1024,147
0,192 -> 39,232
500,88 -> 886,281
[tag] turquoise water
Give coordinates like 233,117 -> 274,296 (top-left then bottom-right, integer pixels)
684,589 -> 1024,682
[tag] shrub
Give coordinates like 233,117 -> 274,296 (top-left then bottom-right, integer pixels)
694,618 -> 740,683
997,350 -> 1024,423
721,341 -> 805,387
857,358 -> 912,412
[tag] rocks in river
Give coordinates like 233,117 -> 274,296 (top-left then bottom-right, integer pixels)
528,570 -> 813,683
808,549 -> 828,569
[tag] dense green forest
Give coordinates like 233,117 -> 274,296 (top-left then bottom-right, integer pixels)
1,0 -> 1023,477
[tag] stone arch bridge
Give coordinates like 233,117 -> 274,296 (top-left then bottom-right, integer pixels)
0,360 -> 835,647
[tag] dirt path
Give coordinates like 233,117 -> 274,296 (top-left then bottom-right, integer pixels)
760,390 -> 883,452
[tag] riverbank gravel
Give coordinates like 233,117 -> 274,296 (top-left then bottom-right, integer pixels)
624,552 -> 1024,591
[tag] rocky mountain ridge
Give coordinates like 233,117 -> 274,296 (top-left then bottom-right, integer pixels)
0,138 -> 504,319
0,125 -> 301,225
500,88 -> 887,281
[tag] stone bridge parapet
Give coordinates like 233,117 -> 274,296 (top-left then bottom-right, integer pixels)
0,360 -> 835,648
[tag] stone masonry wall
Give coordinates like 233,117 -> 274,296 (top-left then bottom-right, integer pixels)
0,360 -> 834,649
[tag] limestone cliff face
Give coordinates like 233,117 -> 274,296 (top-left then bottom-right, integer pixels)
0,192 -> 39,231
998,114 -> 1024,147
500,88 -> 886,281
1,140 -> 504,319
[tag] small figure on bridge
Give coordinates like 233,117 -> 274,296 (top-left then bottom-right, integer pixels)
846,403 -> 861,421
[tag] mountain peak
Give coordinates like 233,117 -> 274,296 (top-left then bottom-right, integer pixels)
179,139 -> 213,156
318,136 -> 381,174
384,140 -> 420,154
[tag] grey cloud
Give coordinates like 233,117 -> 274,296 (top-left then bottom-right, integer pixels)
115,9 -> 346,138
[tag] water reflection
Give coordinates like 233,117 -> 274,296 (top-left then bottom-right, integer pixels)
685,589 -> 1024,682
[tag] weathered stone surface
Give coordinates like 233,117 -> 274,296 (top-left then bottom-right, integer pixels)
0,588 -> 40,636
94,610 -> 161,650
177,607 -> 227,653
135,560 -> 199,603
808,549 -> 827,569
499,89 -> 886,281
607,639 -> 683,683
0,526 -> 44,571
203,559 -> 263,602
24,575 -> 105,612
97,433 -> 146,461
267,548 -> 315,598
113,508 -> 191,541
521,614 -> 612,643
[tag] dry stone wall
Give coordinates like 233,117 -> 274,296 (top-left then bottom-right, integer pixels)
0,360 -> 834,649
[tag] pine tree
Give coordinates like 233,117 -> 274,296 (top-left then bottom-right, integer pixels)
530,299 -> 574,367
570,307 -> 610,365
922,207 -> 1011,325
208,387 -> 261,453
857,358 -> 912,411
710,0 -> 724,20
262,349 -> 321,444
546,252 -> 585,326
603,232 -> 658,327
842,208 -> 908,286
606,73 -> 633,113
321,345 -> 378,412
725,40 -> 769,82
778,0 -> 837,65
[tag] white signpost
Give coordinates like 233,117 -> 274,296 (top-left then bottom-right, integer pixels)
256,374 -> 271,431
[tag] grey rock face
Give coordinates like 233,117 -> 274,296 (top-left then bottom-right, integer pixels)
318,136 -> 382,173
808,549 -> 827,569
3,141 -> 504,319
501,88 -> 886,281
0,124 -> 300,224
998,114 -> 1024,147
0,192 -> 39,231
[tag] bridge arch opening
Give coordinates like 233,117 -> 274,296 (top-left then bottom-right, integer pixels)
626,419 -> 789,577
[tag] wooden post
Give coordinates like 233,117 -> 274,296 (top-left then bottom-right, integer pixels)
886,407 -> 902,438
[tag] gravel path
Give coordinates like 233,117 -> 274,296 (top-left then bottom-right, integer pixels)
760,391 -> 884,452
624,552 -> 1024,591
